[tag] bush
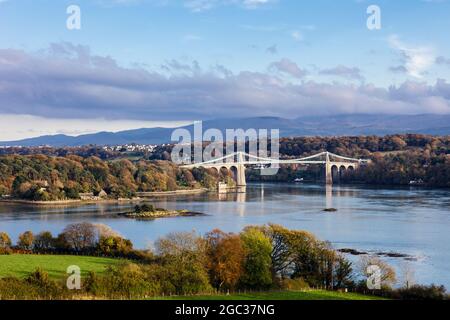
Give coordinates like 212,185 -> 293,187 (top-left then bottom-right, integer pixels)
394,284 -> 448,300
280,278 -> 310,291
25,268 -> 67,299
97,236 -> 133,256
135,204 -> 155,213
0,277 -> 40,300
0,247 -> 12,255
93,263 -> 162,299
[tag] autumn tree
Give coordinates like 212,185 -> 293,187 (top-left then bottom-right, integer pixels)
0,232 -> 12,249
18,231 -> 34,250
60,222 -> 97,252
360,256 -> 397,289
205,229 -> 246,290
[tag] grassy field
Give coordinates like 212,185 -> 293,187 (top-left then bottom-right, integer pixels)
159,290 -> 383,300
0,254 -> 382,300
0,254 -> 126,279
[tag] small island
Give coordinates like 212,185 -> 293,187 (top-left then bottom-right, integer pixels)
119,204 -> 204,219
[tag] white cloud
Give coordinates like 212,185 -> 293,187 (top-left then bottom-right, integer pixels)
388,35 -> 436,78
0,42 -> 449,136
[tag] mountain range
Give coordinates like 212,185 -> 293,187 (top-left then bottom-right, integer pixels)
1,114 -> 450,147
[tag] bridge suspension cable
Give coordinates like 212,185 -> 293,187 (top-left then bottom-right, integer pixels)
181,151 -> 369,167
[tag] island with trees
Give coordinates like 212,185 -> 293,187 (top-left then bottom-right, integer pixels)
119,204 -> 204,219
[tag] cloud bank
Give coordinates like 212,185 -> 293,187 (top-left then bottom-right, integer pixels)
0,43 -> 450,123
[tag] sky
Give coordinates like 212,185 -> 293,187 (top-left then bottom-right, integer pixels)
1,0 -> 450,140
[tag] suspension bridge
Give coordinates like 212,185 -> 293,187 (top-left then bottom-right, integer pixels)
181,151 -> 370,187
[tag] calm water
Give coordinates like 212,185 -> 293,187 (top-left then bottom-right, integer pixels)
0,183 -> 449,288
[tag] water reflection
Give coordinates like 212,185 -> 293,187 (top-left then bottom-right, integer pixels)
326,184 -> 333,209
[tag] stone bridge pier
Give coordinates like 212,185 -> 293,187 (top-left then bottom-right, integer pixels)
325,161 -> 358,185
212,164 -> 247,188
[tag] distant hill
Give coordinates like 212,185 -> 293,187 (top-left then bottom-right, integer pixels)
1,114 -> 450,147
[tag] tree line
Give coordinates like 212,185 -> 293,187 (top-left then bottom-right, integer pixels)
250,134 -> 450,187
1,134 -> 449,199
0,155 -> 224,200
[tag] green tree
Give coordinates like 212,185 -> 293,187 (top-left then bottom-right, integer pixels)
334,256 -> 354,289
156,232 -> 212,295
240,228 -> 273,289
33,231 -> 54,251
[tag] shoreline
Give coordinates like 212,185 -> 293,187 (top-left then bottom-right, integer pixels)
0,188 -> 209,206
136,188 -> 208,197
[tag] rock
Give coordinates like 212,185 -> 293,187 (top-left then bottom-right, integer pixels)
338,248 -> 368,255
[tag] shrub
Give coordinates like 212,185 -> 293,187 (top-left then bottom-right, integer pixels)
0,277 -> 40,300
25,268 -> 66,299
96,263 -> 161,299
135,204 -> 155,213
97,236 -> 133,256
394,284 -> 448,300
281,278 -> 310,291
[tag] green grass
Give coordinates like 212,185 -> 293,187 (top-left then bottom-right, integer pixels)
0,254 -> 126,279
158,290 -> 384,301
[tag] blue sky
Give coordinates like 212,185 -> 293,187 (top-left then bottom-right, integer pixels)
1,0 -> 450,139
